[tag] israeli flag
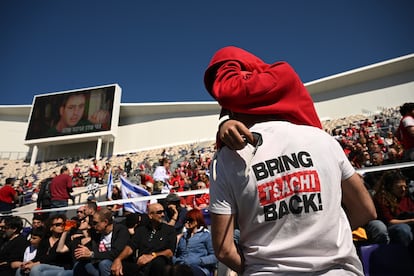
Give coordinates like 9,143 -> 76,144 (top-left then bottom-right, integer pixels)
106,170 -> 114,199
120,176 -> 150,213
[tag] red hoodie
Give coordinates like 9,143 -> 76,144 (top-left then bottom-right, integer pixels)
204,46 -> 322,129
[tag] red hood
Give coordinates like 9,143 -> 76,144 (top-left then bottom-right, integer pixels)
204,46 -> 322,128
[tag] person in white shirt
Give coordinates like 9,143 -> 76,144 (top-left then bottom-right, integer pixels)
204,46 -> 377,275
152,158 -> 172,193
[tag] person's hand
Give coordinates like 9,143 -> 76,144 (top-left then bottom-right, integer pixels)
22,261 -> 35,270
137,253 -> 154,267
219,120 -> 255,150
168,204 -> 178,215
74,244 -> 93,260
111,258 -> 123,276
88,110 -> 110,124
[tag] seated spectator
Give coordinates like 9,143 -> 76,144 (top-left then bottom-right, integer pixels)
19,214 -> 72,276
84,201 -> 98,217
111,203 -> 177,276
396,102 -> 414,161
124,212 -> 149,236
0,216 -> 29,276
107,185 -> 123,216
17,226 -> 46,275
373,170 -> 414,247
165,193 -> 188,235
56,214 -> 94,276
174,209 -> 217,276
73,207 -> 129,276
383,147 -> 401,164
194,182 -> 209,210
32,214 -> 45,229
75,205 -> 86,221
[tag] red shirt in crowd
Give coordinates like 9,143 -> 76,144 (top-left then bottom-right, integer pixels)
0,185 -> 17,204
50,173 -> 73,201
375,195 -> 414,225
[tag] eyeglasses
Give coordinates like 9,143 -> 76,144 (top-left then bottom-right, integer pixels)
152,210 -> 165,215
52,222 -> 64,227
77,210 -> 84,213
92,220 -> 100,226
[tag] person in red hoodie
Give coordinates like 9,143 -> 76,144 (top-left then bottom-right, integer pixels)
204,46 -> 322,150
50,166 -> 73,215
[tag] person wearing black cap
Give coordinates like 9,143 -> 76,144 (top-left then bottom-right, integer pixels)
0,177 -> 18,213
165,193 -> 187,235
49,166 -> 73,215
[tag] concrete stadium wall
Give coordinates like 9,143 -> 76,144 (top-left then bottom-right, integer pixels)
314,80 -> 414,120
0,121 -> 29,156
114,113 -> 218,154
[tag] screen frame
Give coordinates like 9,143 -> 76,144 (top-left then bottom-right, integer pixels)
24,83 -> 122,145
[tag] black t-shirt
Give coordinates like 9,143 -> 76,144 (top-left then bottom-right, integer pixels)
0,234 -> 29,276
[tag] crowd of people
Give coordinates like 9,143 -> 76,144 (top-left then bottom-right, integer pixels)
0,150 -> 218,276
0,201 -> 216,276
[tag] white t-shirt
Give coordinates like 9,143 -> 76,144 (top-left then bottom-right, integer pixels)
153,166 -> 170,183
23,245 -> 37,262
210,121 -> 363,276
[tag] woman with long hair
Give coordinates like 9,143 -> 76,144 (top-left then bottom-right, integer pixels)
373,170 -> 414,246
56,215 -> 95,276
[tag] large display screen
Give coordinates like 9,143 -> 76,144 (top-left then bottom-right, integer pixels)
25,84 -> 119,141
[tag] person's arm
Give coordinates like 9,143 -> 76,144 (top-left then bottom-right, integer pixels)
166,204 -> 178,226
219,119 -> 254,150
12,189 -> 19,202
389,218 -> 414,225
341,173 -> 377,230
111,245 -> 133,276
210,213 -> 244,273
136,249 -> 174,267
56,231 -> 69,253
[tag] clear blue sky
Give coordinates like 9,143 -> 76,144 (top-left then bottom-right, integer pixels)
1,1 -> 413,105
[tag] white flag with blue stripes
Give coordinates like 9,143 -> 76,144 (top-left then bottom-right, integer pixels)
120,176 -> 150,213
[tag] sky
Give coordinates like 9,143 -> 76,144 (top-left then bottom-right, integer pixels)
1,1 -> 413,106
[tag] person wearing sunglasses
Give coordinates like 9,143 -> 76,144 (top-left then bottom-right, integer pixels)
76,206 -> 86,221
19,214 -> 72,276
55,214 -> 94,276
0,216 -> 28,276
72,207 -> 129,276
174,209 -> 217,276
111,203 -> 176,276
